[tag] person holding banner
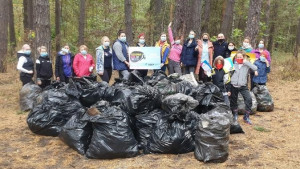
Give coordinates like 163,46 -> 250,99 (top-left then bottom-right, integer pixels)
96,36 -> 113,83
167,22 -> 182,75
155,32 -> 170,72
195,33 -> 213,82
136,33 -> 148,77
180,30 -> 198,74
112,30 -> 130,80
240,37 -> 253,53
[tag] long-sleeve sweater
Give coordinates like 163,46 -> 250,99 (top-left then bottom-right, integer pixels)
231,61 -> 257,87
168,27 -> 182,63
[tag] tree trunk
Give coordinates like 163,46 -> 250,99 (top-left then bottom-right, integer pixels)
173,0 -> 189,39
191,0 -> 202,36
244,0 -> 262,48
294,18 -> 300,58
78,0 -> 85,46
8,0 -> 16,49
263,0 -> 271,44
0,0 -> 9,73
23,0 -> 34,44
55,0 -> 61,52
267,1 -> 278,52
202,0 -> 211,33
149,0 -> 163,45
221,0 -> 235,39
125,0 -> 133,45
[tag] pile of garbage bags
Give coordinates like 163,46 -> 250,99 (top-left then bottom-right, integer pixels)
24,71 -> 238,163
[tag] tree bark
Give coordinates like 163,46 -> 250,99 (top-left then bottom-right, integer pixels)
8,0 -> 16,49
263,0 -> 271,44
0,0 -> 9,72
191,0 -> 202,36
55,0 -> 61,52
202,0 -> 211,33
173,0 -> 189,39
294,18 -> 300,58
149,0 -> 163,45
221,0 -> 235,39
78,0 -> 85,46
267,1 -> 278,52
125,0 -> 133,45
244,0 -> 262,48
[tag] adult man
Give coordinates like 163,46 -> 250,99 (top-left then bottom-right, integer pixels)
213,33 -> 228,60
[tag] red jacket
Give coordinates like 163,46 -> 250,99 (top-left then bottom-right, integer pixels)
73,53 -> 95,77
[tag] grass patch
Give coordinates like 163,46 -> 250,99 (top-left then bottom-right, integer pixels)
16,110 -> 27,115
254,126 -> 271,132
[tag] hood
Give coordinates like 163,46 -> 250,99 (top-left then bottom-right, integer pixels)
213,56 -> 225,67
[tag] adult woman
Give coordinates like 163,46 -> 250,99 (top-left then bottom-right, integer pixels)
155,32 -> 170,72
36,46 -> 53,89
195,33 -> 213,82
239,37 -> 253,53
136,33 -> 148,77
112,30 -> 130,80
180,30 -> 198,74
96,36 -> 113,83
55,45 -> 74,83
251,40 -> 271,64
17,44 -> 34,86
73,45 -> 95,77
225,42 -> 238,58
167,22 -> 182,75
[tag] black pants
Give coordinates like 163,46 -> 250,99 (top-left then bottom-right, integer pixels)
199,66 -> 211,82
20,75 -> 33,86
100,68 -> 112,83
38,79 -> 51,89
230,85 -> 252,113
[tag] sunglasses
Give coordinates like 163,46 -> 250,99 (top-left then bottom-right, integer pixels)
130,51 -> 145,62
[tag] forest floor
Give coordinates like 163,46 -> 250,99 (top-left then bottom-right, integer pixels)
0,56 -> 300,169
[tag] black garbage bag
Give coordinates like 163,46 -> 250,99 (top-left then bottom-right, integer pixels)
135,109 -> 167,151
146,115 -> 194,154
128,70 -> 145,84
125,85 -> 161,115
65,79 -> 82,99
154,78 -> 177,95
194,104 -> 232,163
27,88 -> 83,136
230,118 -> 244,134
145,70 -> 167,86
175,80 -> 196,96
252,85 -> 274,112
162,93 -> 199,115
237,91 -> 257,115
59,107 -> 93,155
83,101 -> 139,159
19,82 -> 42,111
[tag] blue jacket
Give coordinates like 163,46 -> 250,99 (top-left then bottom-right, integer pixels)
213,41 -> 228,60
252,60 -> 270,84
180,39 -> 198,66
112,40 -> 129,71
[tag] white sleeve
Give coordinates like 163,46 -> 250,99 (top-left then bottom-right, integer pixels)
17,56 -> 30,73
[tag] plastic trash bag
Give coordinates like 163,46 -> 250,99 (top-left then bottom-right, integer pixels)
230,118 -> 244,134
237,91 -> 257,115
194,104 -> 232,163
27,88 -> 83,136
162,93 -> 199,115
59,108 -> 93,155
19,83 -> 42,111
83,101 -> 139,159
252,85 -> 274,112
154,78 -> 177,95
145,70 -> 167,86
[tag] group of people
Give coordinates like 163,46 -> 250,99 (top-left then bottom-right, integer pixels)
17,22 -> 271,125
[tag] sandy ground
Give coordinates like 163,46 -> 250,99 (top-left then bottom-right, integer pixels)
0,65 -> 300,169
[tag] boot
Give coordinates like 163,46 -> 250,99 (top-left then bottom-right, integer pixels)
232,109 -> 238,121
243,111 -> 252,125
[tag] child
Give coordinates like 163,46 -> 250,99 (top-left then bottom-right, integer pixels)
252,51 -> 270,86
211,56 -> 231,106
36,46 -> 53,89
230,50 -> 258,125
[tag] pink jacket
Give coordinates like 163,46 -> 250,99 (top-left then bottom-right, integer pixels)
195,40 -> 213,74
168,27 -> 182,62
73,53 -> 95,77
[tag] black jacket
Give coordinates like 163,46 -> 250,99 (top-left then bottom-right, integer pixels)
36,56 -> 53,79
180,39 -> 198,66
225,48 -> 237,58
212,68 -> 230,92
213,41 -> 228,60
55,52 -> 74,82
20,54 -> 34,78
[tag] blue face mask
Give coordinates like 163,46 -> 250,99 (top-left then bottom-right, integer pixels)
258,44 -> 264,49
260,56 -> 266,62
120,37 -> 126,42
139,39 -> 145,44
189,34 -> 195,39
81,50 -> 87,55
24,50 -> 31,55
40,52 -> 48,57
160,36 -> 166,42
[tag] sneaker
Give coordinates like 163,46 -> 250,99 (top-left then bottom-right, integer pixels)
243,112 -> 252,125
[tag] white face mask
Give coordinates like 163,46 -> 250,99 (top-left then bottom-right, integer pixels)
103,42 -> 110,47
243,42 -> 249,48
161,36 -> 166,42
175,40 -> 181,44
228,46 -> 234,51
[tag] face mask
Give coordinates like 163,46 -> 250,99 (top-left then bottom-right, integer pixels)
40,52 -> 48,57
203,39 -> 208,42
260,56 -> 266,62
103,42 -> 110,47
228,46 -> 234,51
161,36 -> 166,42
258,44 -> 264,49
236,58 -> 243,64
243,42 -> 249,48
218,39 -> 224,43
120,37 -> 126,42
62,48 -> 69,54
24,50 -> 31,55
81,50 -> 87,55
175,40 -> 181,44
216,63 -> 223,70
139,39 -> 145,44
189,34 -> 194,39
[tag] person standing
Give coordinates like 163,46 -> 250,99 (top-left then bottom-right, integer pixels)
251,40 -> 271,64
73,45 -> 95,78
112,30 -> 130,80
17,44 -> 34,86
252,51 -> 270,87
36,46 -> 53,89
96,36 -> 113,83
180,30 -> 198,74
155,32 -> 170,72
136,33 -> 148,77
167,22 -> 182,75
225,42 -> 238,58
195,33 -> 213,82
55,45 -> 74,83
213,33 -> 228,60
239,37 -> 253,53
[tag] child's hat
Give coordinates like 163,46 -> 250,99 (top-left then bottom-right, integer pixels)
261,51 -> 268,57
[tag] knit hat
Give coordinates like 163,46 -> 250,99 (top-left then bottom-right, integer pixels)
138,33 -> 145,39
